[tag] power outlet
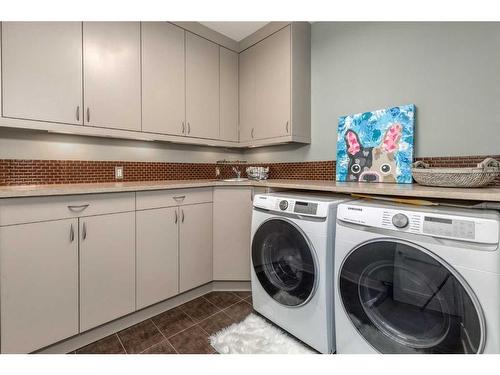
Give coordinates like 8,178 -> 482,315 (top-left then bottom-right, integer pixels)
115,166 -> 124,180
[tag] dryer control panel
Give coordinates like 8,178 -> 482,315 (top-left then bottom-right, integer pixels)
252,193 -> 344,218
337,202 -> 499,245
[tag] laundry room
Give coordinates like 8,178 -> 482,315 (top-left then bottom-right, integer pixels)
0,0 -> 499,374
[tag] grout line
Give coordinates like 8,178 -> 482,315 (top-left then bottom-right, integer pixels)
150,318 -> 168,341
115,333 -> 128,354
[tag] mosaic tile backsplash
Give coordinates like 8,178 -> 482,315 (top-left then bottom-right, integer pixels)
0,156 -> 498,186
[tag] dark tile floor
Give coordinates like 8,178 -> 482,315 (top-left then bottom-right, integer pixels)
74,291 -> 253,354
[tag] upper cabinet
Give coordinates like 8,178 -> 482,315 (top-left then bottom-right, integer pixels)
239,47 -> 257,143
83,22 -> 141,131
238,23 -> 311,146
219,47 -> 239,142
254,26 -> 291,140
1,22 -> 83,125
185,32 -> 220,140
0,22 -> 310,148
142,22 -> 186,136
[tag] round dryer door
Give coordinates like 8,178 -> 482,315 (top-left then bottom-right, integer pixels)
339,240 -> 485,354
252,218 -> 317,307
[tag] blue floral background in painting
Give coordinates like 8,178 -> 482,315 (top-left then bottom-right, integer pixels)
336,104 -> 415,183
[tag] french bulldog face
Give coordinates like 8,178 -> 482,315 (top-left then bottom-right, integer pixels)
344,123 -> 402,183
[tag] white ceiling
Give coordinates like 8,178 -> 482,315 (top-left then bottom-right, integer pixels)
199,22 -> 269,41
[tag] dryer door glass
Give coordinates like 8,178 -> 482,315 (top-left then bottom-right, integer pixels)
252,219 -> 316,306
339,240 -> 484,353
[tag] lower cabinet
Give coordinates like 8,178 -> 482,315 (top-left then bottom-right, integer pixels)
79,212 -> 136,331
136,207 -> 179,309
213,187 -> 253,280
179,202 -> 213,292
0,219 -> 79,354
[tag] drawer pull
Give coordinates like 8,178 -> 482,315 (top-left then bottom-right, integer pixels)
70,224 -> 75,242
82,222 -> 87,240
173,195 -> 186,201
68,204 -> 90,212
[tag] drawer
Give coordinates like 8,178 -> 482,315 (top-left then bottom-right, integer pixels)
0,192 -> 135,226
136,188 -> 213,210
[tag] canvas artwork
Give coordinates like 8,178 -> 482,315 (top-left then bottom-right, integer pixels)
336,104 -> 415,184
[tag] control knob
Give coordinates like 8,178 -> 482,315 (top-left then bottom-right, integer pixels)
392,213 -> 409,228
279,200 -> 289,211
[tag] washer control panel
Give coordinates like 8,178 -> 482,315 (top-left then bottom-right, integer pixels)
337,202 -> 499,245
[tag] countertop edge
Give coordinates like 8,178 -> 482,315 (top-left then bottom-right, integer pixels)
0,180 -> 499,202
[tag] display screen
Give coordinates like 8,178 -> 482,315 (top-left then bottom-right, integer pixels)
294,202 -> 317,215
424,217 -> 453,224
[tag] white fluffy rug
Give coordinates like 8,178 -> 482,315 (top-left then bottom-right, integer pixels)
209,314 -> 315,354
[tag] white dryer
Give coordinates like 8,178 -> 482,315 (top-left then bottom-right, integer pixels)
334,200 -> 500,354
251,192 -> 350,354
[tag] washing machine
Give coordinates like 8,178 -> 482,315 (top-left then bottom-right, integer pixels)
334,200 -> 500,354
251,192 -> 350,354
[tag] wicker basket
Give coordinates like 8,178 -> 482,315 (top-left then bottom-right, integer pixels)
412,158 -> 500,188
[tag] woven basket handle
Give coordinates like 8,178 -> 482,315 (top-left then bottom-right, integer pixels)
413,160 -> 430,169
477,158 -> 500,170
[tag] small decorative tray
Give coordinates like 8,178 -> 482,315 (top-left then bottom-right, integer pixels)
412,157 -> 500,188
246,166 -> 269,180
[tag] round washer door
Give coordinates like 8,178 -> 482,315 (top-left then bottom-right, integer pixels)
339,240 -> 485,354
252,218 -> 317,307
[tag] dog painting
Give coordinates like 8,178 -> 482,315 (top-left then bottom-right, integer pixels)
336,104 -> 414,184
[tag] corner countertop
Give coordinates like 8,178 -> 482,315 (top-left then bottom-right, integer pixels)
0,179 -> 499,202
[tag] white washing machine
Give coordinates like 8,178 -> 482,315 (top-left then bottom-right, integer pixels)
334,200 -> 500,354
251,192 -> 350,354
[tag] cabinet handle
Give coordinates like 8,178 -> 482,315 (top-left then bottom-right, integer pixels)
76,106 -> 80,121
173,195 -> 186,201
187,123 -> 191,134
70,224 -> 75,242
286,121 -> 289,133
181,209 -> 185,223
82,222 -> 87,240
175,210 -> 178,224
251,128 -> 254,138
86,107 -> 90,122
181,121 -> 185,134
68,204 -> 90,212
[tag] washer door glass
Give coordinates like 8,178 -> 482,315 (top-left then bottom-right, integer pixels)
252,219 -> 316,306
339,240 -> 484,354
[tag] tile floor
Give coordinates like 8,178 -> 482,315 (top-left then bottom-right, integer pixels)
74,291 -> 253,354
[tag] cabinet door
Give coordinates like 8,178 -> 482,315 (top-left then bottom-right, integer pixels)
0,219 -> 79,353
136,207 -> 179,309
255,26 -> 291,139
142,22 -> 186,136
83,22 -> 141,131
219,47 -> 238,142
213,188 -> 252,280
185,32 -> 219,139
79,212 -> 135,331
238,47 -> 256,142
179,203 -> 213,292
1,22 -> 83,125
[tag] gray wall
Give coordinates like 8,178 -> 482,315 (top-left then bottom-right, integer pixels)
0,128 -> 241,162
245,22 -> 500,162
